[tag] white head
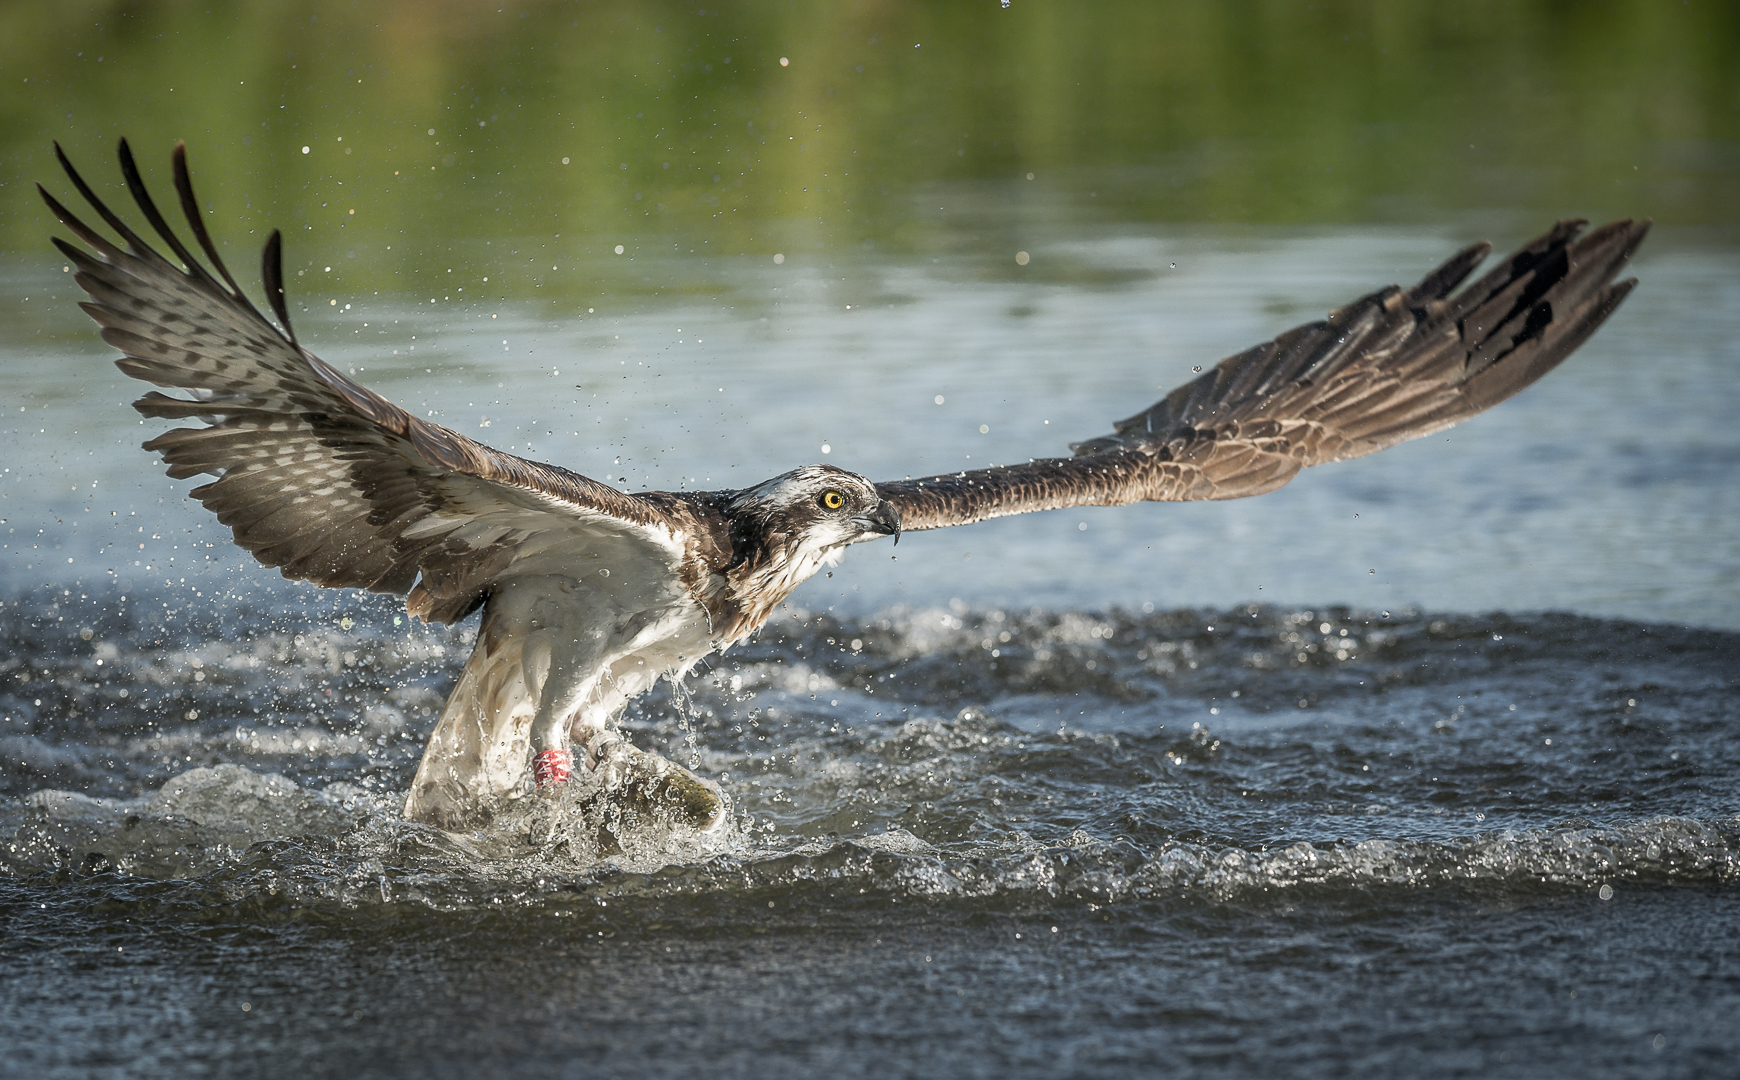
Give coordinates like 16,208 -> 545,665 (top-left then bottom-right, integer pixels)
725,464 -> 901,600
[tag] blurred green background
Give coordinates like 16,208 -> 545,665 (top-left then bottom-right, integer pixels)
1,0 -> 1736,299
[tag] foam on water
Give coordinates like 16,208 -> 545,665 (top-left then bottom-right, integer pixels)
3,587 -> 1733,920
6,762 -> 1735,917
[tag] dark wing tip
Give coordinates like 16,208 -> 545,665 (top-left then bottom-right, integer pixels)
114,135 -> 139,185
1602,218 -> 1652,263
46,140 -> 145,254
1405,240 -> 1493,308
52,138 -> 291,347
115,135 -> 209,278
262,228 -> 299,346
1548,218 -> 1590,245
1602,276 -> 1641,312
171,139 -> 250,301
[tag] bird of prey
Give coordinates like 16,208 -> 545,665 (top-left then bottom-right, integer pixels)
42,140 -> 1648,831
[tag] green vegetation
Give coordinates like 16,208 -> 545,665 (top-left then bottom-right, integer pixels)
1,0 -> 1734,295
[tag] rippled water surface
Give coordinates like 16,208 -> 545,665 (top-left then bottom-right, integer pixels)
1,591 -> 1737,1078
5,225 -> 1740,1080
4,3 -> 1740,1077
4,222 -> 1740,1080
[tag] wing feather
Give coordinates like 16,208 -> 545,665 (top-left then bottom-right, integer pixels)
44,139 -> 699,622
879,219 -> 1648,531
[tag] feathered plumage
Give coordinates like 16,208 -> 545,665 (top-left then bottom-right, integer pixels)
42,140 -> 1646,827
878,220 -> 1646,530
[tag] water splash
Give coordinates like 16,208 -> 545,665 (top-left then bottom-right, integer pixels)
2,585 -> 1735,919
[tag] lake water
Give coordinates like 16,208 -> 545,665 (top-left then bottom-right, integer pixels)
3,222 -> 1738,1079
2,3 -> 1739,1077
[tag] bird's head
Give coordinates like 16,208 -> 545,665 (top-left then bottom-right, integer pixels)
708,465 -> 901,638
727,464 -> 901,557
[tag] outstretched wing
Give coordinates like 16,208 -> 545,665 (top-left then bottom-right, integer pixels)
876,219 -> 1649,531
42,140 -> 703,623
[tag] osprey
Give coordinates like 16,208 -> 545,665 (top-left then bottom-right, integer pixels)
42,141 -> 1648,830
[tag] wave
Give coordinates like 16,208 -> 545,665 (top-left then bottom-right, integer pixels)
3,585 -> 1734,919
4,762 -> 1733,916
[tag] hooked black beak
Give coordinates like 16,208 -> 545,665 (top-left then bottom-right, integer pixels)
855,499 -> 902,545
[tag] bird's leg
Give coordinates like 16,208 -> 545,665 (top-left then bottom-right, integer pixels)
527,662 -> 598,793
528,713 -> 573,790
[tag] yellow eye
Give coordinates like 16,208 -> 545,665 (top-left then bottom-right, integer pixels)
821,490 -> 845,511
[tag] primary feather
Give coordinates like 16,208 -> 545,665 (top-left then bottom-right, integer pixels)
42,140 -> 705,627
